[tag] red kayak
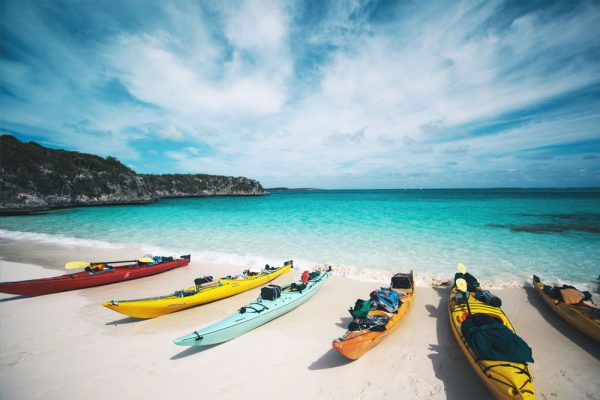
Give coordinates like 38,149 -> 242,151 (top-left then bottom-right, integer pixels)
0,255 -> 191,296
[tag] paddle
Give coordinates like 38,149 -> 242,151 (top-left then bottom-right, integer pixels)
456,277 -> 472,316
65,257 -> 155,269
458,262 -> 467,274
65,261 -> 92,270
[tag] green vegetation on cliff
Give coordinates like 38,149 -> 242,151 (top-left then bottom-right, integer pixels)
0,135 -> 266,214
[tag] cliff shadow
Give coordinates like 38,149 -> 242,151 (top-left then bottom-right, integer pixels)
524,285 -> 600,360
426,286 -> 489,399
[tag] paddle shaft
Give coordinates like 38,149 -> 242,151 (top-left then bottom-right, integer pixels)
90,259 -> 140,265
464,292 -> 473,316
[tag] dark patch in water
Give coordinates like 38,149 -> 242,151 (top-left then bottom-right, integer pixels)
493,212 -> 600,234
516,212 -> 600,220
487,223 -> 600,234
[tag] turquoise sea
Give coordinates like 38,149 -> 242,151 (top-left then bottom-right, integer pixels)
1,189 -> 599,288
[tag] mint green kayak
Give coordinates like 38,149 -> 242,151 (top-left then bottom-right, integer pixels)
173,269 -> 330,346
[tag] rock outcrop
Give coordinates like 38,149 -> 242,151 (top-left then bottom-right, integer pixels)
0,135 -> 266,214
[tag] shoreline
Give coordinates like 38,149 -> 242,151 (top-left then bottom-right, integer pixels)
1,229 -> 598,293
0,242 -> 599,399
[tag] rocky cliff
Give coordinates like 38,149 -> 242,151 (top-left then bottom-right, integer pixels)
0,135 -> 266,214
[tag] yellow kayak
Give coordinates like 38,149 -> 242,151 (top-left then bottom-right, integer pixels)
532,275 -> 600,342
102,262 -> 292,318
448,285 -> 535,400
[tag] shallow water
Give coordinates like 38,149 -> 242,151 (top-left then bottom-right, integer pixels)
1,189 -> 599,287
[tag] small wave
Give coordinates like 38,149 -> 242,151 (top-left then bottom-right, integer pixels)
0,229 -> 316,270
326,264 -> 580,289
0,229 -> 123,249
1,229 -> 596,290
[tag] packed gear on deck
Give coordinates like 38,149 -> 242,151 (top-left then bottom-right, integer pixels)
371,288 -> 401,313
348,314 -> 389,332
454,291 -> 469,304
309,271 -> 321,280
348,287 -> 401,323
461,314 -> 534,363
349,299 -> 372,319
454,272 -> 480,292
560,288 -> 585,305
301,271 -> 310,284
474,290 -> 502,307
391,273 -> 412,289
542,283 -> 593,305
260,285 -> 282,301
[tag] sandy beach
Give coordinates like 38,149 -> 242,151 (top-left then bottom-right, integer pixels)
0,242 -> 598,400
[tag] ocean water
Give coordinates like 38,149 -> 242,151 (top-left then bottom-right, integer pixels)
1,189 -> 599,288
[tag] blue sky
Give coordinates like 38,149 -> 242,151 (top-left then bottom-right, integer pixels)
1,0 -> 599,188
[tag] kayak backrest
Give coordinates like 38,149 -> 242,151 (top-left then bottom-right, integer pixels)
194,276 -> 213,286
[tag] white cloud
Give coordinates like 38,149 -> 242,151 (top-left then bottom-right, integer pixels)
157,125 -> 184,141
2,1 -> 599,187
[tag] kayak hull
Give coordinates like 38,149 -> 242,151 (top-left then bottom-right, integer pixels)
332,273 -> 415,360
448,287 -> 535,400
102,264 -> 292,318
532,275 -> 600,342
174,269 -> 329,347
0,256 -> 190,296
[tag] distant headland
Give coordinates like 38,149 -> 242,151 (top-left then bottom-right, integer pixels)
266,187 -> 322,191
0,135 -> 267,215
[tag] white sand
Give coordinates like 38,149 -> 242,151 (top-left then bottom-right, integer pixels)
1,247 -> 599,400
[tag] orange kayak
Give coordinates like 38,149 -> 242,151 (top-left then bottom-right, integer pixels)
332,271 -> 415,360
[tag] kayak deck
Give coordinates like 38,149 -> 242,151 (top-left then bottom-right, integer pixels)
448,288 -> 534,400
102,263 -> 292,318
0,256 -> 191,296
532,275 -> 600,342
332,272 -> 415,360
174,269 -> 330,347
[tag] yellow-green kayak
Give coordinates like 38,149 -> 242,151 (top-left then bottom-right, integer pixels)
532,275 -> 600,342
102,261 -> 293,318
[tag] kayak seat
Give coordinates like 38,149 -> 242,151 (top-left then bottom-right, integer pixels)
290,283 -> 306,293
194,276 -> 213,286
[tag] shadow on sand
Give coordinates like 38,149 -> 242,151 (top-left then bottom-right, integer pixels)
308,314 -> 355,370
426,287 -> 489,399
335,316 -> 353,328
104,316 -> 145,326
170,344 -> 220,360
0,294 -> 30,303
524,285 -> 600,361
308,348 -> 353,370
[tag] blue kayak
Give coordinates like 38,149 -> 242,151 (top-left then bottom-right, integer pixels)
173,268 -> 330,346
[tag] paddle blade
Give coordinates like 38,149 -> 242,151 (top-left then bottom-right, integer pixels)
65,261 -> 90,270
138,257 -> 154,263
456,278 -> 468,292
457,263 -> 467,274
